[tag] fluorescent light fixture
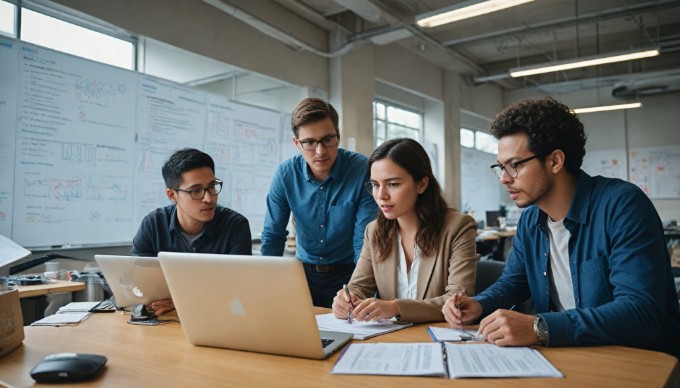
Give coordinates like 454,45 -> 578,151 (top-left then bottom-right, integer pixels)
416,0 -> 534,28
510,49 -> 660,78
573,102 -> 642,114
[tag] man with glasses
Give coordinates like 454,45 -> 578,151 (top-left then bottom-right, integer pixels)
443,97 -> 680,358
261,98 -> 377,307
132,148 -> 252,314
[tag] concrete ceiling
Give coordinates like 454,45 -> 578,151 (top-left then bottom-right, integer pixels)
275,0 -> 680,94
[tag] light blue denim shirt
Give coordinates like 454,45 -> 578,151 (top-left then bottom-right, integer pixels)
261,148 -> 378,265
476,171 -> 680,358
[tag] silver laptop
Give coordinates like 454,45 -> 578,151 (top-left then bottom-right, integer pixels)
94,255 -> 171,308
157,252 -> 353,359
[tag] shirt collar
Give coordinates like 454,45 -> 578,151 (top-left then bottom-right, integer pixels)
301,148 -> 345,183
168,203 -> 216,237
534,169 -> 590,228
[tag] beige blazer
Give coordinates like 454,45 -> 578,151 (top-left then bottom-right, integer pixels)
348,210 -> 477,323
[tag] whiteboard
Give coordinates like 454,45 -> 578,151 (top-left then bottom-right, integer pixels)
582,149 -> 627,180
0,36 -> 295,248
629,146 -> 680,199
460,147 -> 499,221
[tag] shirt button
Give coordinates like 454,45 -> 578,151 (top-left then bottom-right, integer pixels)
544,252 -> 548,257
543,272 -> 547,276
320,240 -> 324,243
320,257 -> 324,260
320,225 -> 324,228
320,186 -> 324,190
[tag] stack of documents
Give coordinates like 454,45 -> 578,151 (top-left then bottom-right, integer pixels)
427,326 -> 484,342
31,312 -> 91,326
332,342 -> 563,379
315,313 -> 413,340
57,301 -> 101,313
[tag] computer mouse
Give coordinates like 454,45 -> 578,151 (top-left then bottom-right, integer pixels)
30,352 -> 107,383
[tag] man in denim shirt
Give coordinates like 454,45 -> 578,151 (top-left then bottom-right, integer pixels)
261,98 -> 377,307
132,148 -> 252,314
443,98 -> 680,358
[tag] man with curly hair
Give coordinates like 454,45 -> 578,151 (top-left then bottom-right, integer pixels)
443,97 -> 680,358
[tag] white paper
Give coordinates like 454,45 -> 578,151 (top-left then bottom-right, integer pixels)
445,343 -> 563,378
316,313 -> 413,340
0,234 -> 31,268
31,312 -> 91,326
428,326 -> 484,342
58,301 -> 101,313
332,343 -> 446,376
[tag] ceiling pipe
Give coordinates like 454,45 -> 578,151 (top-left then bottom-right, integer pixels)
203,0 -> 356,58
443,0 -> 680,47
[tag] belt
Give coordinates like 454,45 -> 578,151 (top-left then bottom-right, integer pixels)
302,262 -> 354,273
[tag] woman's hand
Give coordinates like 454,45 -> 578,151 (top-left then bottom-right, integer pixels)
352,298 -> 400,321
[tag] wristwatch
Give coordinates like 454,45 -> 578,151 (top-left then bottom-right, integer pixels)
533,316 -> 549,345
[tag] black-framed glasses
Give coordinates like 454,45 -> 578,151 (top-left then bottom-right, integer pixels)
490,154 -> 546,179
174,180 -> 223,200
297,135 -> 339,151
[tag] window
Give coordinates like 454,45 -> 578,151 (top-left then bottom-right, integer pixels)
460,128 -> 497,155
0,1 -> 15,37
373,101 -> 423,147
1,1 -> 135,69
20,8 -> 134,69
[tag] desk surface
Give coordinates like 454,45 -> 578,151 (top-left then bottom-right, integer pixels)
15,280 -> 85,299
1,310 -> 677,387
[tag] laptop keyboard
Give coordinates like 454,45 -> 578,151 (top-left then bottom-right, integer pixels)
321,338 -> 335,348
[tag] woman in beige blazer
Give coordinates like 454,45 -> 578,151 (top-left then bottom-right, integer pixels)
332,138 -> 477,323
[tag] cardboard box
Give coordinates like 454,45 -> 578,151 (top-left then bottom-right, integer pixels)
0,289 -> 24,357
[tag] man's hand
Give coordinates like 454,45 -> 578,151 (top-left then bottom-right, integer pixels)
477,310 -> 539,346
146,298 -> 175,316
442,294 -> 483,326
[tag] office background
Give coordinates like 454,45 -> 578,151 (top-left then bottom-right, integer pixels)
1,0 -> 679,263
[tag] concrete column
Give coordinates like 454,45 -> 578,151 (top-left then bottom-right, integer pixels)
443,71 -> 462,208
330,45 -> 375,156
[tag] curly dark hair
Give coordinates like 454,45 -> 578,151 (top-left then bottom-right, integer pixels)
162,148 -> 215,189
368,138 -> 451,262
490,97 -> 587,176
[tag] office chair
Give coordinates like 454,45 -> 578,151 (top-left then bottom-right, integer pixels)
474,259 -> 535,313
475,260 -> 505,295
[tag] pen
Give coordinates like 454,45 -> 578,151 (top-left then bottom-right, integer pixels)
343,284 -> 353,324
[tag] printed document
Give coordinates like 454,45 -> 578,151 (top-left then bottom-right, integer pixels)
0,234 -> 31,267
331,343 -> 446,376
332,342 -> 563,379
315,313 -> 413,340
31,312 -> 91,326
445,343 -> 563,378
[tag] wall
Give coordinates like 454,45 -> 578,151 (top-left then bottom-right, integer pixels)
504,88 -> 680,222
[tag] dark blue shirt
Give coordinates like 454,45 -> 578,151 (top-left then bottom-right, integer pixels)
261,148 -> 378,264
476,171 -> 680,358
131,204 -> 252,256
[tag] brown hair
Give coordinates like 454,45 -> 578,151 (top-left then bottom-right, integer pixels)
368,138 -> 451,262
290,98 -> 339,137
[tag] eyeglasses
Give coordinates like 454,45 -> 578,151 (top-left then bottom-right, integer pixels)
174,180 -> 223,200
297,135 -> 339,151
490,154 -> 546,179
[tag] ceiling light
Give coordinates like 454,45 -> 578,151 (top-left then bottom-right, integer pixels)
416,0 -> 535,28
510,49 -> 660,78
572,102 -> 642,114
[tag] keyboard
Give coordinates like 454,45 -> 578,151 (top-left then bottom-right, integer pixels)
321,338 -> 335,348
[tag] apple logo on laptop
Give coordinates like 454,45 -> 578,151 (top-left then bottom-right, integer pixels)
229,297 -> 246,316
132,286 -> 144,298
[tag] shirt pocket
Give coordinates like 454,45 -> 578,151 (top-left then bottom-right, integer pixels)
328,204 -> 354,233
579,254 -> 612,306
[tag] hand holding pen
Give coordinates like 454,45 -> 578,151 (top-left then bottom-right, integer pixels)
343,284 -> 354,324
442,289 -> 483,328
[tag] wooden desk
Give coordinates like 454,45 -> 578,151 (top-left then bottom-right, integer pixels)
15,280 -> 85,299
1,310 -> 677,387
